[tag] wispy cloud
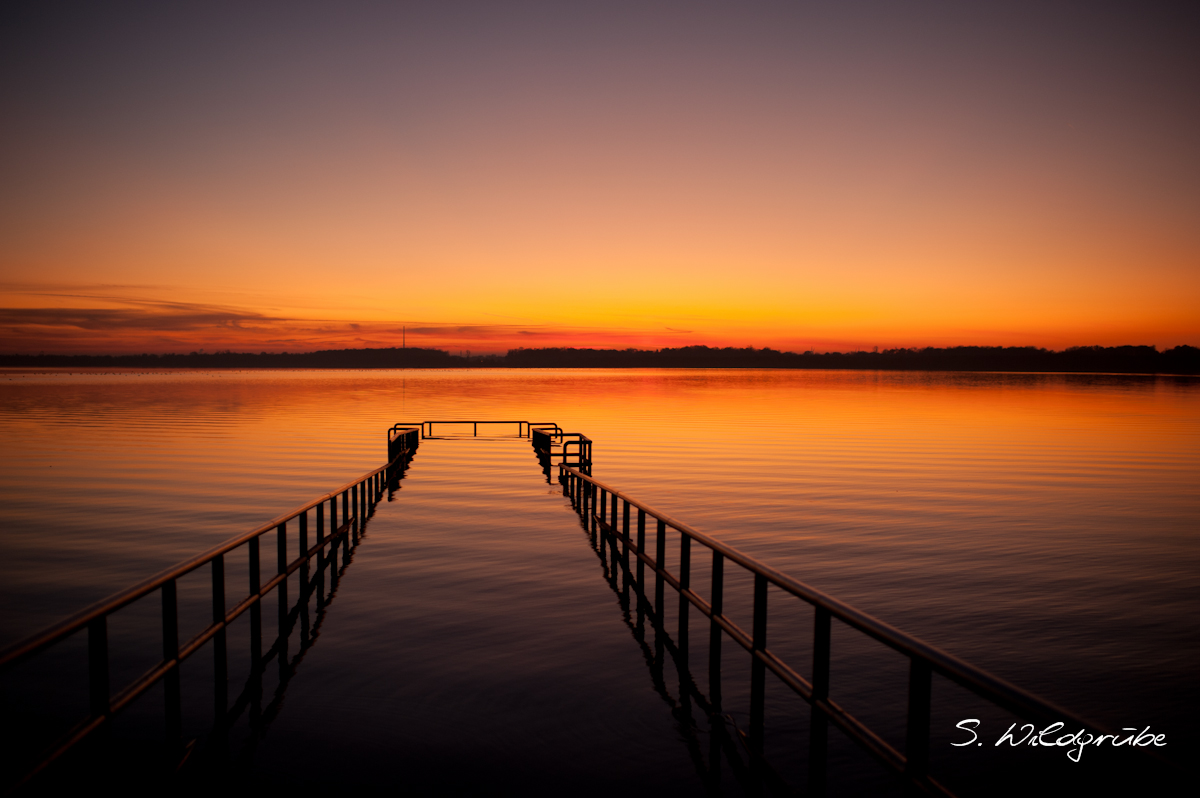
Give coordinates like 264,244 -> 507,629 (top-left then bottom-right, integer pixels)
0,304 -> 276,331
0,292 -> 709,354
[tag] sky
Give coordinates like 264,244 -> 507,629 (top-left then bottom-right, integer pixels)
1,1 -> 1198,355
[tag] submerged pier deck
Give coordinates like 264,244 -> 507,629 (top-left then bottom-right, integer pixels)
0,421 -> 1184,796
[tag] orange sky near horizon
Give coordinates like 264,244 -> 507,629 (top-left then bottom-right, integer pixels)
1,3 -> 1197,355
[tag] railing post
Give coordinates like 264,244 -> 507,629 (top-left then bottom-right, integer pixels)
299,509 -> 309,558
609,518 -> 619,580
589,483 -> 596,536
812,606 -> 830,701
316,502 -> 326,607
277,521 -> 288,672
342,490 -> 351,558
299,511 -> 309,634
654,519 -> 666,621
621,499 -> 631,597
162,578 -> 181,743
810,605 -> 831,795
212,554 -> 227,733
678,532 -> 691,656
598,487 -> 607,558
636,509 -> 646,596
624,499 -> 633,597
330,515 -> 340,588
299,508 -> 312,643
906,658 -> 932,783
608,494 -> 617,566
249,535 -> 263,727
750,573 -> 768,750
351,484 -> 359,542
87,616 -> 109,719
249,534 -> 262,666
277,521 -> 287,575
709,551 -> 723,706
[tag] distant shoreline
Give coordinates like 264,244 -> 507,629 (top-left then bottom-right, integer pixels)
3,345 -> 1198,374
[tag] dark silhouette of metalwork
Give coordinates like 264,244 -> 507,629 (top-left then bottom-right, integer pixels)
0,441 -> 418,791
1,420 -> 570,791
2,421 -> 1186,795
560,464 -> 1183,797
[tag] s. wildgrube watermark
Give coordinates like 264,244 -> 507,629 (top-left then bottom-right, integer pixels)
954,720 -> 1166,763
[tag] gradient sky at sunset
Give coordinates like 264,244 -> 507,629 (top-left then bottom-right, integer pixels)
1,2 -> 1197,354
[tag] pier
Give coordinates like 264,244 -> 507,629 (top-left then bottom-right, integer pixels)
0,421 -> 1180,795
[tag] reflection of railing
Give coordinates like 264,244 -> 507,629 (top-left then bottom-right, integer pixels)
559,465 -> 1151,797
0,441 -> 419,791
199,466 -> 395,777
580,503 -> 766,795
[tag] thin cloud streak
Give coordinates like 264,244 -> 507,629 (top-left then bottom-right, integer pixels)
0,305 -> 273,331
0,297 -> 707,354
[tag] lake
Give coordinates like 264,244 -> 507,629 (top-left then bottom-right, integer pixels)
1,368 -> 1196,795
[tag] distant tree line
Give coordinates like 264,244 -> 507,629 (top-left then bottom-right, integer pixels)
0,347 -> 459,369
3,344 -> 1198,374
503,345 -> 1200,373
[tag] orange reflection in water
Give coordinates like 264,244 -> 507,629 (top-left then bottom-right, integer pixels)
0,368 -> 1197,788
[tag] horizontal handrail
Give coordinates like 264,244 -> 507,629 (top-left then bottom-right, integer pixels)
0,455 -> 405,672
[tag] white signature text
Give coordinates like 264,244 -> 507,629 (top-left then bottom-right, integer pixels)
953,719 -> 1166,762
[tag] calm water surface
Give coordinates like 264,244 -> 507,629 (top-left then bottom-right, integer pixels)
1,368 -> 1196,794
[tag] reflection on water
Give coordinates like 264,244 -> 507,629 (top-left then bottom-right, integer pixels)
0,369 -> 1197,794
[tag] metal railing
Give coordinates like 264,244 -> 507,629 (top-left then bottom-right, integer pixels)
533,429 -> 592,475
10,422 -> 1172,793
559,464 -> 1147,797
389,420 -> 562,439
579,499 -> 772,795
388,420 -> 590,475
0,438 -> 419,790
388,425 -> 421,462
